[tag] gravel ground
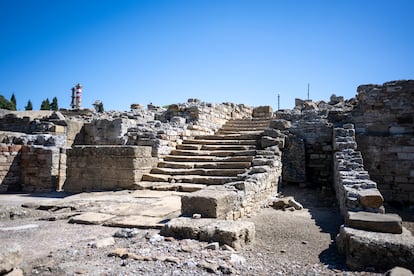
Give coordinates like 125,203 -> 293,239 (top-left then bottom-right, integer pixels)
1,185 -> 410,275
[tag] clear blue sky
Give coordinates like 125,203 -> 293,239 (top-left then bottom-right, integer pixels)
1,0 -> 413,111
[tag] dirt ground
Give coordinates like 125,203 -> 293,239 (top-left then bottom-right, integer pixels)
0,185 -> 411,275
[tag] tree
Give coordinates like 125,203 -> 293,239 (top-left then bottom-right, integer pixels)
0,95 -> 15,110
10,93 -> 16,110
40,98 -> 50,110
25,100 -> 33,110
50,97 -> 58,111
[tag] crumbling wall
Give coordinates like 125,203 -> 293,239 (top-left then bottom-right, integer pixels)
64,146 -> 158,192
352,80 -> 414,204
275,110 -> 333,187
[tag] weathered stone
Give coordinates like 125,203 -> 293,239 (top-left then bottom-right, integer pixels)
90,237 -> 115,248
69,212 -> 115,225
346,211 -> 402,234
337,226 -> 414,271
0,244 -> 22,275
252,106 -> 272,118
269,119 -> 291,130
358,189 -> 384,209
181,188 -> 236,219
385,267 -> 414,276
161,217 -> 255,249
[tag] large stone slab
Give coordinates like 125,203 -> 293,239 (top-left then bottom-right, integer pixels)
181,188 -> 236,219
160,217 -> 255,249
337,225 -> 414,271
104,215 -> 165,229
68,212 -> 115,225
346,211 -> 403,234
358,189 -> 384,209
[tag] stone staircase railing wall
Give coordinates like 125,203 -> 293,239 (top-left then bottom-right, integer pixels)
351,80 -> 414,204
333,124 -> 384,215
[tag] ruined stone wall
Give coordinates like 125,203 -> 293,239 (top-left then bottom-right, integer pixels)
20,146 -> 62,193
275,111 -> 333,187
352,80 -> 414,203
64,146 -> 158,192
82,118 -> 135,145
0,145 -> 22,192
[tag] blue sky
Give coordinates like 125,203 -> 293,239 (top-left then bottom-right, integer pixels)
0,0 -> 413,111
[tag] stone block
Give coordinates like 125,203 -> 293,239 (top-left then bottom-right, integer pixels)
252,106 -> 272,118
337,226 -> 414,271
346,211 -> 402,234
358,189 -> 383,208
160,217 -> 255,249
181,188 -> 237,219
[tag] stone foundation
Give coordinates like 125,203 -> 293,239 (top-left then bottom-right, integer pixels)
64,146 -> 158,192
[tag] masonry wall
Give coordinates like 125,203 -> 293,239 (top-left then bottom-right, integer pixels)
20,146 -> 62,192
352,80 -> 414,203
64,146 -> 158,192
0,144 -> 22,192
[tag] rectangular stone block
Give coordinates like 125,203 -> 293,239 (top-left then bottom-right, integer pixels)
160,217 -> 255,249
181,188 -> 236,219
346,211 -> 402,234
358,189 -> 383,208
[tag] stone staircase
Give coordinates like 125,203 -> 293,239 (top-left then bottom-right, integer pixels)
140,118 -> 271,190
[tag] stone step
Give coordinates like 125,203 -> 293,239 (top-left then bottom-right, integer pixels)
163,155 -> 254,162
135,181 -> 206,192
142,174 -> 239,185
183,139 -> 257,145
215,130 -> 264,135
194,133 -> 261,140
219,126 -> 269,131
170,149 -> 257,157
346,211 -> 403,234
150,167 -> 246,176
158,161 -> 252,169
177,144 -> 255,151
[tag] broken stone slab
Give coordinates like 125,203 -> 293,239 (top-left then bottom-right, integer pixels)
271,196 -> 303,211
160,217 -> 255,249
181,188 -> 237,219
104,215 -> 166,229
68,212 -> 115,225
336,226 -> 414,272
346,211 -> 402,234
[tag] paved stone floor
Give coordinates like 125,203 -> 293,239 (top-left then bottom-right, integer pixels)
0,189 -> 185,228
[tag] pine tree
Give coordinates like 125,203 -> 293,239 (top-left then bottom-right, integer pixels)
50,97 -> 58,111
25,100 -> 33,110
0,95 -> 15,110
40,99 -> 50,110
10,93 -> 16,110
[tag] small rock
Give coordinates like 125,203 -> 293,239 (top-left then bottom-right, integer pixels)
205,242 -> 220,250
192,213 -> 202,219
165,256 -> 180,264
280,250 -> 286,253
230,253 -> 245,267
113,228 -> 139,238
219,264 -> 236,275
108,248 -> 128,258
149,233 -> 164,244
301,241 -> 308,245
90,237 -> 115,248
183,259 -> 197,268
198,260 -> 218,273
221,244 -> 236,252
288,198 -> 303,210
385,266 -> 414,276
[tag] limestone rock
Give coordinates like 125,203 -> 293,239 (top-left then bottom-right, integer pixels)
385,266 -> 414,276
90,237 -> 115,248
0,244 -> 22,275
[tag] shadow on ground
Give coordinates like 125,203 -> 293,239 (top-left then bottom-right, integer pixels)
279,183 -> 347,269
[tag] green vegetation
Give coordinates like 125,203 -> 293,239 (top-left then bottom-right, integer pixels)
25,100 -> 33,110
50,97 -> 58,111
10,93 -> 16,110
40,98 -> 51,110
0,95 -> 16,110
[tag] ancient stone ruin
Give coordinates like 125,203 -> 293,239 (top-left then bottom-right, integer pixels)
0,80 -> 413,273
